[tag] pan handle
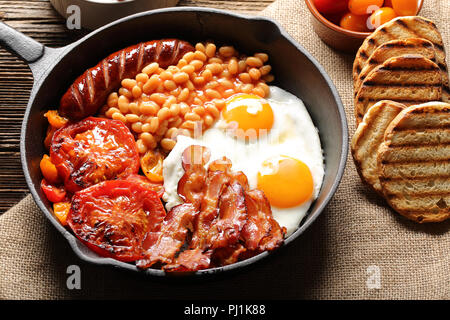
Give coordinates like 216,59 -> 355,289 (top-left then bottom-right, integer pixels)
0,21 -> 61,80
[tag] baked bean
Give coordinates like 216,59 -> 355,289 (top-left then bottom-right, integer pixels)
118,95 -> 130,113
121,78 -> 136,91
170,103 -> 181,117
238,60 -> 247,73
239,73 -> 251,83
160,71 -> 173,81
185,80 -> 195,91
260,65 -> 272,76
136,139 -> 147,154
167,65 -> 179,74
263,74 -> 275,82
208,57 -> 223,64
136,73 -> 149,83
112,112 -> 126,123
132,85 -> 142,98
119,87 -> 132,99
184,112 -> 201,121
192,106 -> 206,116
195,43 -> 206,52
142,62 -> 159,75
219,46 -> 236,58
165,127 -> 178,139
143,75 -> 160,94
180,102 -> 190,116
223,89 -> 236,98
190,59 -> 204,71
213,99 -> 226,110
204,114 -> 214,127
139,101 -> 158,115
183,51 -> 195,63
194,50 -> 207,62
206,63 -> 223,75
105,107 -> 120,118
140,132 -> 155,148
181,64 -> 195,74
173,72 -> 189,84
150,93 -> 167,106
202,69 -> 213,81
164,80 -> 177,91
178,88 -> 190,102
193,76 -> 206,86
161,138 -> 176,151
125,113 -> 140,123
157,107 -> 170,121
249,68 -> 261,80
246,56 -> 263,68
241,83 -> 254,94
177,59 -> 188,68
205,43 -> 216,58
255,53 -> 269,63
252,86 -> 265,97
131,122 -> 143,133
206,103 -> 220,118
228,58 -> 238,74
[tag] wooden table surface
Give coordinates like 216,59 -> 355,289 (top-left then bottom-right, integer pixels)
0,0 -> 274,214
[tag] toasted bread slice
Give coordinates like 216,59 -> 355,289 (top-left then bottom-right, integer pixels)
377,102 -> 450,223
354,38 -> 437,97
354,54 -> 442,124
351,100 -> 405,193
353,16 -> 450,103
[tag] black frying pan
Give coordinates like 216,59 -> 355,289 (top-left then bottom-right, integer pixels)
0,7 -> 348,277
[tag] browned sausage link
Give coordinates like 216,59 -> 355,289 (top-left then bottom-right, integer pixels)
59,39 -> 194,120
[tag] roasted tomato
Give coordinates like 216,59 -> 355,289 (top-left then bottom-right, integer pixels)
41,179 -> 67,203
67,180 -> 166,262
50,117 -> 139,193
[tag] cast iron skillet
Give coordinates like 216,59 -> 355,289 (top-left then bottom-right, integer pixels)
0,7 -> 348,277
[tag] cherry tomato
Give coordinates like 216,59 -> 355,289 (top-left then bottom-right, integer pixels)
384,0 -> 393,6
125,174 -> 164,198
67,180 -> 166,262
41,179 -> 67,203
53,202 -> 71,226
140,150 -> 164,183
340,13 -> 370,32
50,117 -> 139,193
348,0 -> 384,15
391,0 -> 419,16
40,154 -> 60,184
313,0 -> 349,15
369,7 -> 397,29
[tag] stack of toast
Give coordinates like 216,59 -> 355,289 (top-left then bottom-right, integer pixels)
351,16 -> 450,223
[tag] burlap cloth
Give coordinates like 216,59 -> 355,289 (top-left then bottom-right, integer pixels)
1,0 -> 449,300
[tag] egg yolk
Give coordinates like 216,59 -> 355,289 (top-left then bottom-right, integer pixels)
222,94 -> 274,138
257,155 -> 314,208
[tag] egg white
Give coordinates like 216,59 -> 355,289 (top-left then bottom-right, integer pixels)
162,86 -> 324,236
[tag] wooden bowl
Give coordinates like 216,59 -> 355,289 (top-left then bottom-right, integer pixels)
304,0 -> 424,53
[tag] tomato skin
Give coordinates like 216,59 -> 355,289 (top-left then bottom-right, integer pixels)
41,179 -> 67,203
67,180 -> 166,262
50,117 -> 139,193
369,7 -> 397,29
340,12 -> 370,32
314,0 -> 349,15
391,0 -> 419,16
348,0 -> 384,15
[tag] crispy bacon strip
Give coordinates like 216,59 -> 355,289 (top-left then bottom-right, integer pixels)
136,203 -> 197,269
164,248 -> 212,272
211,244 -> 247,267
207,182 -> 247,250
241,189 -> 286,252
190,171 -> 229,248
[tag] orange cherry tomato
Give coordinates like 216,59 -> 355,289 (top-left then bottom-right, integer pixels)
53,202 -> 71,226
348,0 -> 384,15
391,0 -> 419,16
340,13 -> 370,32
369,7 -> 397,29
140,150 -> 164,183
40,154 -> 60,184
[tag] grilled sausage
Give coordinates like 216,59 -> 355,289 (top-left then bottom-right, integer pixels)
59,39 -> 194,120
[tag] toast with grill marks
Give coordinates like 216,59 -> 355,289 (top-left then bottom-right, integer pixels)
351,100 -> 405,193
377,102 -> 450,223
354,38 -> 437,97
352,16 -> 450,103
354,54 -> 442,124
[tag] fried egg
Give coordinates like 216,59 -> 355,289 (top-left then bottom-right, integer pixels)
163,86 -> 324,236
